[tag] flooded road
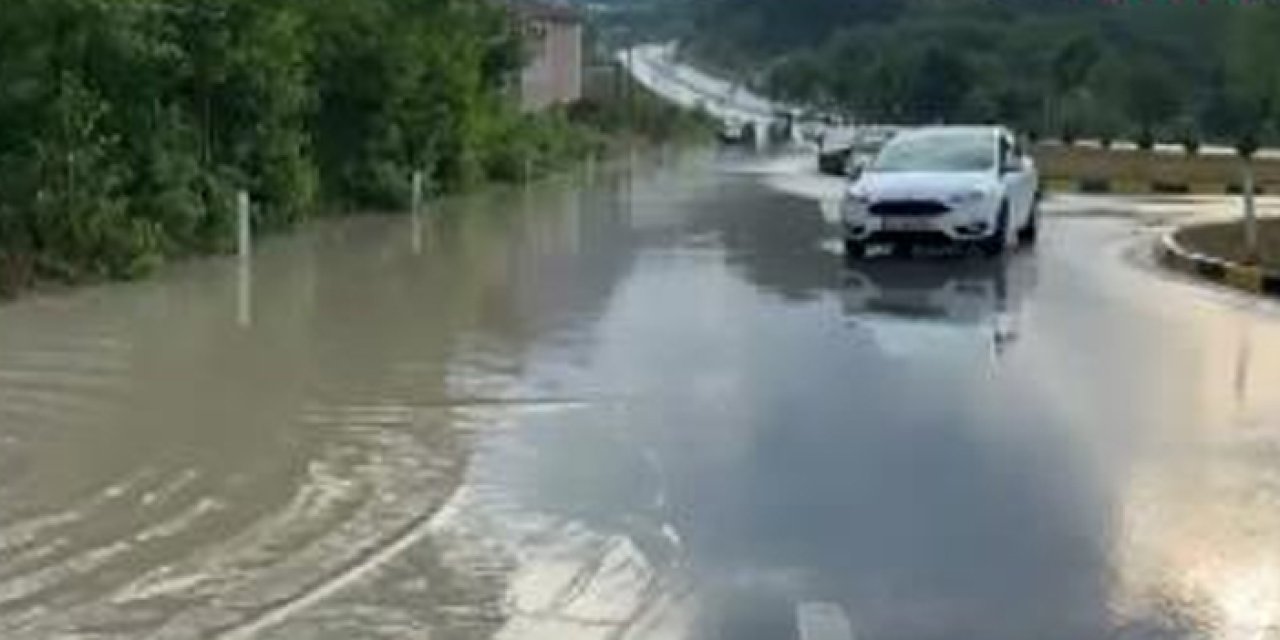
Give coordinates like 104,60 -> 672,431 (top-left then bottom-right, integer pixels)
3,150 -> 1280,639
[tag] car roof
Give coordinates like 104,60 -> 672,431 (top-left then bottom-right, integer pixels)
897,126 -> 1006,138
886,126 -> 1012,147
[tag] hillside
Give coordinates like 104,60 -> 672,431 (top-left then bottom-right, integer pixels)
685,0 -> 1280,148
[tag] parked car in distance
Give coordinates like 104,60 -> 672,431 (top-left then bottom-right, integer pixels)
818,126 -> 898,177
719,118 -> 756,146
840,126 -> 1039,259
818,144 -> 855,176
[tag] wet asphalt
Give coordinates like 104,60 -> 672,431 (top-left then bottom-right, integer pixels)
2,149 -> 1280,639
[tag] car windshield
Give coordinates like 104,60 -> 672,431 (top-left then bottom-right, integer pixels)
871,131 -> 995,173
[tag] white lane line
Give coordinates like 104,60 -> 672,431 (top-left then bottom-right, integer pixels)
796,601 -> 856,640
214,509 -> 444,640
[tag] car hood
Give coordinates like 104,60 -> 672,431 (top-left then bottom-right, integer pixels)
855,171 -> 995,200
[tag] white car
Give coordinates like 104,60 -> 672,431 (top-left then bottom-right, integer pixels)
841,126 -> 1040,258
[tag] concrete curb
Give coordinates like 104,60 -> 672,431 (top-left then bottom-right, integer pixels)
1159,226 -> 1280,297
1046,177 -> 1272,195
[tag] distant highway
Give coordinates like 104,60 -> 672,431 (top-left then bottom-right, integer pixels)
620,44 -> 1280,163
619,43 -> 784,128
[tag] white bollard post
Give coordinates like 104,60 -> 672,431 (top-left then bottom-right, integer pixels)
237,190 -> 251,261
236,190 -> 252,328
1244,160 -> 1259,264
237,253 -> 252,328
411,170 -> 424,216
411,170 -> 424,255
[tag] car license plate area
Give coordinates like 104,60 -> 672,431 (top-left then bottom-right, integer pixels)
880,217 -> 936,232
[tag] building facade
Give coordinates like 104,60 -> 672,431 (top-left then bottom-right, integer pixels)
515,2 -> 583,112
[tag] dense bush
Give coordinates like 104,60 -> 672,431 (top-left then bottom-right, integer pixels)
0,0 -> 601,292
485,110 -> 600,183
567,82 -> 715,144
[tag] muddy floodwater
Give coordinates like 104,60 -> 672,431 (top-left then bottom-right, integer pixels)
4,150 -> 1280,639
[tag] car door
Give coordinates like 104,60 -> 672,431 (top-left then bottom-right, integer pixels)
1011,136 -> 1039,216
999,135 -> 1036,227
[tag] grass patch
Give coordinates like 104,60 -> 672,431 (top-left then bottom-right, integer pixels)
1035,145 -> 1280,194
1176,220 -> 1280,272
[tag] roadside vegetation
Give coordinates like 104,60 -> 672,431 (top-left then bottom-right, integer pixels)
0,0 -> 707,300
1035,146 -> 1280,195
0,0 -> 513,292
689,0 -> 1280,154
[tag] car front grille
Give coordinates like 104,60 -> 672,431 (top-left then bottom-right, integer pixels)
868,200 -> 950,216
866,299 -> 948,319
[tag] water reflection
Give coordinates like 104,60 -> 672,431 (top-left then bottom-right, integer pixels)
0,155 -> 656,638
237,252 -> 253,328
437,180 -> 1124,639
685,177 -> 840,302
439,178 -> 1280,639
841,256 -> 1038,357
10,151 -> 1280,639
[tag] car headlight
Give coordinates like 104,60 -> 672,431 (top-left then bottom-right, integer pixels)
947,188 -> 989,205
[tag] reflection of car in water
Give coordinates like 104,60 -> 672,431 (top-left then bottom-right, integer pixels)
841,256 -> 1037,354
481,253 -> 1063,639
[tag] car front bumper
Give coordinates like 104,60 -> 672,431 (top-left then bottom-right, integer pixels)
842,200 -> 999,243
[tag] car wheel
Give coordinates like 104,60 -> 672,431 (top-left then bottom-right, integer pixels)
1018,200 -> 1040,246
844,238 -> 867,261
979,203 -> 1010,258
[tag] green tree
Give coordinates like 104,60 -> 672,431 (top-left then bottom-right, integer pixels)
909,45 -> 972,123
1224,6 -> 1280,154
0,0 -> 555,292
1048,34 -> 1100,138
1122,59 -> 1180,149
684,0 -> 1280,147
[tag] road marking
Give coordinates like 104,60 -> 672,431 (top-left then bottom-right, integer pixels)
214,507 -> 445,640
796,601 -> 856,640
